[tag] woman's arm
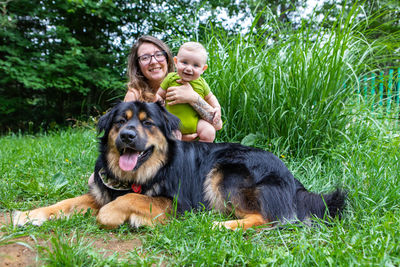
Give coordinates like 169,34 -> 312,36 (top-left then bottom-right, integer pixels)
165,82 -> 216,125
124,88 -> 140,102
155,87 -> 166,104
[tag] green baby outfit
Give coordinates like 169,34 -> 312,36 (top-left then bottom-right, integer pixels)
160,72 -> 210,134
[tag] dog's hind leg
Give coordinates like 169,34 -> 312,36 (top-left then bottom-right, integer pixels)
96,194 -> 172,229
13,194 -> 99,227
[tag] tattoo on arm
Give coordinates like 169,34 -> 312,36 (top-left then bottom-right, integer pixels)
192,96 -> 215,123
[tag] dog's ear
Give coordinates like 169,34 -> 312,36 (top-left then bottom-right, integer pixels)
154,101 -> 181,137
97,111 -> 112,134
97,108 -> 115,134
97,101 -> 124,134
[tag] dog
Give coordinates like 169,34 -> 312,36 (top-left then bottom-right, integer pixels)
14,101 -> 346,230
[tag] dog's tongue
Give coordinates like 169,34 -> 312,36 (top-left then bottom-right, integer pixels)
119,152 -> 139,171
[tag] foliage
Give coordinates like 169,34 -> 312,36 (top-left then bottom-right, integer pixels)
1,0 -> 399,133
0,0 -> 248,132
1,1 -> 136,130
0,0 -> 131,131
201,3 -> 399,156
315,0 -> 399,67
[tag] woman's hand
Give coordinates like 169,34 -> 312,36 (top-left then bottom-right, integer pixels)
165,80 -> 197,105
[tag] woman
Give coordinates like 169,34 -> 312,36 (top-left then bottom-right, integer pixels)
88,36 -> 217,184
124,35 -> 174,102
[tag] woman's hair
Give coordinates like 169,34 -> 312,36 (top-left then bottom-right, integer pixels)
127,35 -> 174,101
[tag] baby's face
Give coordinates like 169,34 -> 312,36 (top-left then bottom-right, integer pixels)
174,48 -> 207,82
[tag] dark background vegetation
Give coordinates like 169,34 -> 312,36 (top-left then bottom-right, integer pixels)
0,0 -> 399,132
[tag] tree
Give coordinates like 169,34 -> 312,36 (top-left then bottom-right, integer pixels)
0,0 -> 138,131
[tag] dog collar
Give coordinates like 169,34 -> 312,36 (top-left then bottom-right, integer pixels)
98,168 -> 142,193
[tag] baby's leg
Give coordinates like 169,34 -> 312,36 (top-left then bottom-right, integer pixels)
197,119 -> 216,142
173,130 -> 182,140
181,133 -> 198,141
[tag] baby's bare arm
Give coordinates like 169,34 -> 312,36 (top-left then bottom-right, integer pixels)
204,92 -> 220,109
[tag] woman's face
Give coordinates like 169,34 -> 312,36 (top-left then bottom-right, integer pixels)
137,42 -> 168,88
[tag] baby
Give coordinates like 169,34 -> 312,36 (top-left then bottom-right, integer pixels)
156,42 -> 222,142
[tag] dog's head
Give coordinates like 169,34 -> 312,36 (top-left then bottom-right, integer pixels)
97,101 -> 180,184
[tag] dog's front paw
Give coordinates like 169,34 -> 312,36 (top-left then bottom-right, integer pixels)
96,203 -> 128,229
13,210 -> 52,227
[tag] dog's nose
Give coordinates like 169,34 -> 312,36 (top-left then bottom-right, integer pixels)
120,129 -> 137,144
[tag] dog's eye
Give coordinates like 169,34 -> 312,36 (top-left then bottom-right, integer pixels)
116,118 -> 126,125
143,120 -> 154,127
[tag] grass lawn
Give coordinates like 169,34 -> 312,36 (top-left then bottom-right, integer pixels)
1,111 -> 399,265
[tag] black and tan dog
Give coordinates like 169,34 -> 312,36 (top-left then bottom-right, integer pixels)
14,101 -> 345,230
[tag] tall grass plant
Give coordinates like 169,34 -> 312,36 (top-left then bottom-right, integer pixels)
201,5 -> 397,157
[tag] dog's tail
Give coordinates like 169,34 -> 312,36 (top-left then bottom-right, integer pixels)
295,181 -> 346,222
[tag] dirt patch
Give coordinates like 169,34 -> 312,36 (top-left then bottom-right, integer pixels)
91,235 -> 142,257
0,236 -> 39,267
0,213 -> 143,266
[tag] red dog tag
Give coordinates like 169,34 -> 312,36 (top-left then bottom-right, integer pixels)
131,184 -> 142,194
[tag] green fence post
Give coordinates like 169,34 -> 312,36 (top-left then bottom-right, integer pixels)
364,75 -> 368,102
397,68 -> 400,108
397,68 -> 400,126
371,73 -> 375,111
387,69 -> 393,114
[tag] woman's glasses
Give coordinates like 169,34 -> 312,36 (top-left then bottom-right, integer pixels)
138,51 -> 167,65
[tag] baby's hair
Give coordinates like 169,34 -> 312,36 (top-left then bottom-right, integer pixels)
178,42 -> 208,62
